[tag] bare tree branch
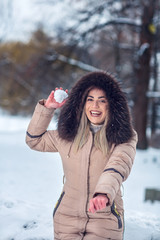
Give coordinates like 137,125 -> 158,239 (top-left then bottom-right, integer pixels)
81,18 -> 142,38
45,51 -> 101,72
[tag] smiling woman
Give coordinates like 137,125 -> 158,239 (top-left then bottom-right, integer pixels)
73,87 -> 110,155
26,71 -> 137,240
85,88 -> 108,125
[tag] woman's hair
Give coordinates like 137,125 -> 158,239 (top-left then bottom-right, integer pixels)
73,87 -> 109,156
58,71 -> 133,145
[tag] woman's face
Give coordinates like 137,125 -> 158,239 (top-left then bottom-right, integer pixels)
85,88 -> 108,125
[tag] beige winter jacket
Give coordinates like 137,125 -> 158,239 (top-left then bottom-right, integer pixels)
26,101 -> 138,240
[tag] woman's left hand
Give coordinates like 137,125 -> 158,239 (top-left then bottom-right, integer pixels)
88,194 -> 109,213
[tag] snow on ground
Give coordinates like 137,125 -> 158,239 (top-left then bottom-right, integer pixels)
0,113 -> 160,240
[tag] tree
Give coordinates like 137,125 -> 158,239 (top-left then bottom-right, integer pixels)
133,0 -> 158,149
0,28 -> 91,114
45,0 -> 160,149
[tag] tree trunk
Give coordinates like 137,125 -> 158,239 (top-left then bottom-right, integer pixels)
151,34 -> 159,134
133,0 -> 156,149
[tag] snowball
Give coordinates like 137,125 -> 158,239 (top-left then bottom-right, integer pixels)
54,89 -> 68,103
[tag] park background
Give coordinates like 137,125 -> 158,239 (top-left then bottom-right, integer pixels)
0,0 -> 160,239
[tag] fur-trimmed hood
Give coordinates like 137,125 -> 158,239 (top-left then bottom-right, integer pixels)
58,71 -> 133,145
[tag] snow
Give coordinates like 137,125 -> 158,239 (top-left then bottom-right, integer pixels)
57,54 -> 100,72
54,89 -> 68,103
146,91 -> 160,98
138,43 -> 150,56
0,113 -> 160,240
46,52 -> 100,72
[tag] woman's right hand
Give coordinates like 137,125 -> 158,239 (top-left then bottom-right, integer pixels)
44,88 -> 68,109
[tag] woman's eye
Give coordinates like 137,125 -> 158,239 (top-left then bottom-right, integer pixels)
87,98 -> 93,101
100,100 -> 106,103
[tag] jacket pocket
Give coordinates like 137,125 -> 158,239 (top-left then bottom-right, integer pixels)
53,191 -> 65,217
111,202 -> 122,229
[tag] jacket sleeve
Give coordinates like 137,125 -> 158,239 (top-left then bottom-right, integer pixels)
93,130 -> 138,205
26,100 -> 60,152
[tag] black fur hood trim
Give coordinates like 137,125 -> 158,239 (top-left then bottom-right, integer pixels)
58,71 -> 133,145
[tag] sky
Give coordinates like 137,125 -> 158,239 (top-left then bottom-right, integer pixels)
0,0 -> 71,42
1,0 -> 36,41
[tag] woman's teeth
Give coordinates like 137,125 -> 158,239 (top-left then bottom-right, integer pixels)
90,111 -> 101,116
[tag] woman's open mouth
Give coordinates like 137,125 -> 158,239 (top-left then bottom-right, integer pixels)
90,111 -> 102,117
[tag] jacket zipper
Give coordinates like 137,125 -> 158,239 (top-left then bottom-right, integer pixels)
53,191 -> 65,217
82,136 -> 93,238
111,201 -> 122,229
86,138 -> 93,216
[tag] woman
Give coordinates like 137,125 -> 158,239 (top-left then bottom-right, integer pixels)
26,71 -> 137,240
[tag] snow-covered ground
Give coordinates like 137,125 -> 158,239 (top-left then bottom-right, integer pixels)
0,113 -> 160,240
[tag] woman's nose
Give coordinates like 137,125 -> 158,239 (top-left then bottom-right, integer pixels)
92,100 -> 99,108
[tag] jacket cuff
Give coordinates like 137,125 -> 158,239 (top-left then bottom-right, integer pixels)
26,100 -> 55,136
93,193 -> 110,206
37,99 -> 56,115
93,185 -> 115,206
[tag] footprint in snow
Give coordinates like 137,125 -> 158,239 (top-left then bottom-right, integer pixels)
4,201 -> 14,208
0,200 -> 14,208
23,220 -> 37,230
